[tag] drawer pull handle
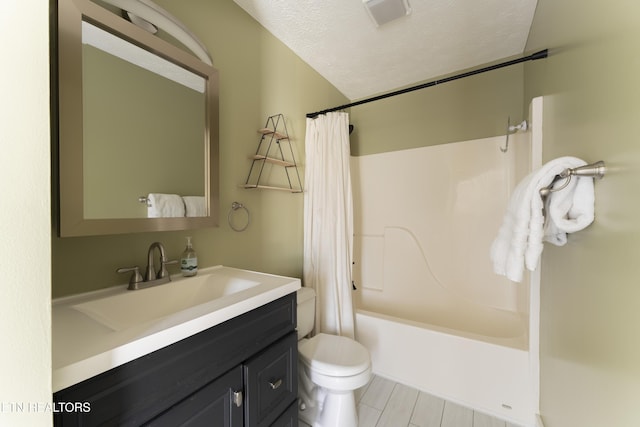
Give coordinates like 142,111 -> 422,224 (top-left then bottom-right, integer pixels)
269,379 -> 283,390
233,390 -> 243,407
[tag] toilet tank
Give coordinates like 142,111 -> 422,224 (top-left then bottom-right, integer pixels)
297,287 -> 315,339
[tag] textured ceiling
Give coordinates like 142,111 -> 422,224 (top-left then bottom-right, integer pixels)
232,0 -> 538,100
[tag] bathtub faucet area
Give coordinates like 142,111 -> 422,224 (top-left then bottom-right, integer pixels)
116,242 -> 178,290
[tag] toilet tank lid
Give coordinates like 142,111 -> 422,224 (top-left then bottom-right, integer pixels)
297,286 -> 315,304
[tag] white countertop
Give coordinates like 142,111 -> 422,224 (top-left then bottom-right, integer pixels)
52,266 -> 300,392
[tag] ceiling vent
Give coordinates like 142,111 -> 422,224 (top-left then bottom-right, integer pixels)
363,0 -> 411,27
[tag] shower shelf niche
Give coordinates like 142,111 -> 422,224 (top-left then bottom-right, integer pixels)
243,114 -> 303,193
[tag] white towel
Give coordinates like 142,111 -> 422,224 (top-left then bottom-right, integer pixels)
147,193 -> 185,218
544,173 -> 594,245
490,157 -> 594,282
182,196 -> 206,217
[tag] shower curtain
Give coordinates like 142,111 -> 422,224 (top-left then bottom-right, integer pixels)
303,112 -> 355,339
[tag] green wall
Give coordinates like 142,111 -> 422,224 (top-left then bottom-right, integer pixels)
524,0 -> 640,426
52,0 -> 347,297
350,61 -> 524,156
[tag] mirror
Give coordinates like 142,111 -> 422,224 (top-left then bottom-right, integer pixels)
57,0 -> 219,236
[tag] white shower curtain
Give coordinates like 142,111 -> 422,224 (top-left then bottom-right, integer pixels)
303,112 -> 355,339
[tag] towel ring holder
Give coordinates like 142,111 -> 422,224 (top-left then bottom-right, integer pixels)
539,161 -> 606,196
228,201 -> 250,232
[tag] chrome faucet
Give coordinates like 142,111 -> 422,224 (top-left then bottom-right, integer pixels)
145,241 -> 171,281
117,242 -> 177,290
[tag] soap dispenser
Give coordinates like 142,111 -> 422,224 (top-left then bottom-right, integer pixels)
180,236 -> 198,277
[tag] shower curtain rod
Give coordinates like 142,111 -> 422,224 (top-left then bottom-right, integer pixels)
306,49 -> 548,119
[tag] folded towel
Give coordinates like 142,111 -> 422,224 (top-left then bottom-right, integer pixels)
182,196 -> 206,217
490,157 -> 593,282
147,193 -> 185,218
544,173 -> 594,245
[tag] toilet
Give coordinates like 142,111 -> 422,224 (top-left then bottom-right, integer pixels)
296,287 -> 372,427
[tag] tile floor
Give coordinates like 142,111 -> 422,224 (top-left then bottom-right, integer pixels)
299,375 -> 523,427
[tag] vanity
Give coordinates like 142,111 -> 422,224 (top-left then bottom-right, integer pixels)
51,0 -> 300,423
52,267 -> 301,426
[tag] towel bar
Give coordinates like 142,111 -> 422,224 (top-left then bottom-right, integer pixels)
539,161 -> 606,196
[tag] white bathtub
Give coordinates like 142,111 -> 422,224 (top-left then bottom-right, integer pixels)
356,309 -> 534,426
351,98 -> 544,427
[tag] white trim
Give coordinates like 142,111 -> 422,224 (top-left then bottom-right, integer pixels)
528,96 -> 544,424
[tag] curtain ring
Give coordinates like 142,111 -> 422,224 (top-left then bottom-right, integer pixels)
228,202 -> 250,232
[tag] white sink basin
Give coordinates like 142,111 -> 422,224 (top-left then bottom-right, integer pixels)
73,271 -> 260,331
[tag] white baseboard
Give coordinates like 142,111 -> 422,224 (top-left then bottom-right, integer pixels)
536,413 -> 545,427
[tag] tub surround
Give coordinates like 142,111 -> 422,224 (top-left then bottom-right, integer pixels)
52,266 -> 300,392
352,133 -> 532,338
351,99 -> 542,426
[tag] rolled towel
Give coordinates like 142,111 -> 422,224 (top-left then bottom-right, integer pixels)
147,193 -> 185,218
183,196 -> 206,217
490,156 -> 592,282
544,173 -> 595,245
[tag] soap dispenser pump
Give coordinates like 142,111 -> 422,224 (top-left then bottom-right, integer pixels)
180,236 -> 198,277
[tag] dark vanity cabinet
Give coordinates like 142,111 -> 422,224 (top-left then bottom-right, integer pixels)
53,293 -> 298,427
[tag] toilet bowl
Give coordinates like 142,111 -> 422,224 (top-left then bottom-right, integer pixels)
297,287 -> 372,427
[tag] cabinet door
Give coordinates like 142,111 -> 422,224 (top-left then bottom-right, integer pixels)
244,332 -> 298,427
145,366 -> 243,427
269,402 -> 298,427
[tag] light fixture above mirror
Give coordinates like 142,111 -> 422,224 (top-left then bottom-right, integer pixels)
98,0 -> 212,65
121,11 -> 158,34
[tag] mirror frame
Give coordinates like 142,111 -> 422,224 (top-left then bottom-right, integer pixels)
57,0 -> 219,236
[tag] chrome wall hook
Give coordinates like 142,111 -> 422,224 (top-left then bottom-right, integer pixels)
500,117 -> 528,153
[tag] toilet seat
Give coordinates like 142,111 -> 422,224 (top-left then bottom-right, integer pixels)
298,333 -> 370,377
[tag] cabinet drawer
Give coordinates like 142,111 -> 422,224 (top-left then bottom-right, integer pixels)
244,332 -> 298,427
145,366 -> 243,427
